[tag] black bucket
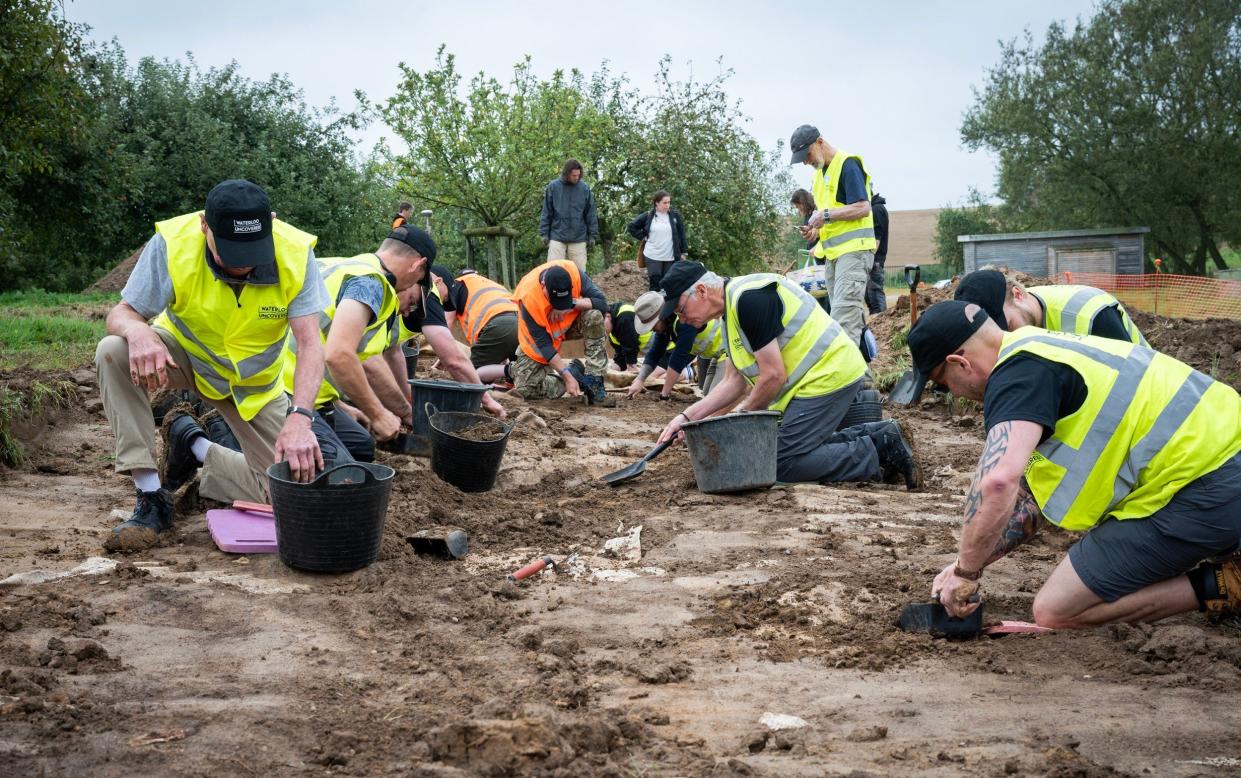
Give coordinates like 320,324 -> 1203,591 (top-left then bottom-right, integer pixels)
681,411 -> 780,493
267,461 -> 395,573
840,387 -> 883,429
403,344 -> 419,380
402,379 -> 491,457
427,402 -> 513,492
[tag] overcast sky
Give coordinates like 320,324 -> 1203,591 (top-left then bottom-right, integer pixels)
65,0 -> 1097,211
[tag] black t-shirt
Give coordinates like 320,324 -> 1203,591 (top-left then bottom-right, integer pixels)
983,354 -> 1088,442
608,302 -> 641,368
448,277 -> 469,313
734,284 -> 784,351
402,263 -> 456,332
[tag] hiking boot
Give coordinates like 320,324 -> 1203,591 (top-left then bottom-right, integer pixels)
1204,556 -> 1241,615
567,359 -> 615,407
200,408 -> 241,452
103,488 -> 174,552
160,411 -> 206,491
870,419 -> 921,490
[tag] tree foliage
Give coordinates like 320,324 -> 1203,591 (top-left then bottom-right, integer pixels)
961,0 -> 1241,275
378,49 -> 790,277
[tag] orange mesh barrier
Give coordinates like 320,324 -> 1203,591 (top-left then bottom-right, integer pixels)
1059,272 -> 1241,321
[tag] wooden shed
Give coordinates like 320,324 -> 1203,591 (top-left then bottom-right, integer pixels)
958,227 -> 1149,277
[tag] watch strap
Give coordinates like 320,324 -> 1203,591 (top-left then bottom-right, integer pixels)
286,405 -> 315,421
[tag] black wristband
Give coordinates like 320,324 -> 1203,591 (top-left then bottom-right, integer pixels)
286,405 -> 315,421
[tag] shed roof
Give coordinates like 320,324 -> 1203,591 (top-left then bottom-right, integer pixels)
957,226 -> 1150,244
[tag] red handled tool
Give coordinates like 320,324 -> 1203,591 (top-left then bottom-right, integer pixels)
507,555 -> 555,583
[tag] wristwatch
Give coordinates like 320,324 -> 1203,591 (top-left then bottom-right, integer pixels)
953,561 -> 983,581
286,405 -> 315,421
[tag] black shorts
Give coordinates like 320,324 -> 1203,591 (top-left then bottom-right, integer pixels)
470,313 -> 518,368
1068,451 -> 1241,602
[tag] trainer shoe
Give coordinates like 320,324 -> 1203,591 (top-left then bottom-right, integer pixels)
160,411 -> 206,491
870,419 -> 922,490
103,488 -> 174,552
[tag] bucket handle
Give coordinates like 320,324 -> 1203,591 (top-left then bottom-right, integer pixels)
424,401 -> 439,421
309,461 -> 378,488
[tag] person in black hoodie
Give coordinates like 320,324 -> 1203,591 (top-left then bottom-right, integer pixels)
866,192 -> 889,314
626,190 -> 689,291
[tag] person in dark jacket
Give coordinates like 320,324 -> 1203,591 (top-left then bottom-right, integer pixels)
626,190 -> 689,291
539,159 -> 599,273
866,192 -> 889,314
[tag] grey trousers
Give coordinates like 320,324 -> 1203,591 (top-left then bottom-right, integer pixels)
776,379 -> 881,484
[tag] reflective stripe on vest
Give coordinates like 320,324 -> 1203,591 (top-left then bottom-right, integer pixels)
458,273 -> 517,345
283,254 -> 398,407
812,150 -> 878,261
996,328 -> 1241,530
151,211 -> 315,421
723,273 -> 866,412
514,260 -> 583,364
1028,285 -> 1149,347
691,319 -> 724,359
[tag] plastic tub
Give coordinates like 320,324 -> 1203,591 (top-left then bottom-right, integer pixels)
427,403 -> 513,492
681,411 -> 780,494
267,461 -> 395,573
401,379 -> 491,457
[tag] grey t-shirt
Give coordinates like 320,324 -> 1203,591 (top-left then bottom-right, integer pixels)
121,233 -> 327,319
335,275 -> 385,325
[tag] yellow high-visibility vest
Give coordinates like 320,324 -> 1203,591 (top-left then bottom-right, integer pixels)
811,150 -> 877,261
690,319 -> 725,360
608,304 -> 653,353
723,273 -> 866,412
283,254 -> 398,407
997,328 -> 1241,531
1028,285 -> 1148,347
152,211 -> 316,421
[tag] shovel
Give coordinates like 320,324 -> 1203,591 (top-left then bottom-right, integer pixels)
407,526 -> 470,559
897,596 -> 983,638
888,265 -> 925,406
602,439 -> 674,485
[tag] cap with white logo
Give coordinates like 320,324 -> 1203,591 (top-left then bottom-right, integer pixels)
205,179 -> 275,268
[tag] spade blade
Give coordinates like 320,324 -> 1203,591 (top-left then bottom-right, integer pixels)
898,601 -> 983,638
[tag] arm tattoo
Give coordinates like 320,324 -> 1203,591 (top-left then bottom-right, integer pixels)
984,480 -> 1045,565
963,422 -> 1011,526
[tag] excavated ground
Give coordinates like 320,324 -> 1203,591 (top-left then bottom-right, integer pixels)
3,292 -> 1241,775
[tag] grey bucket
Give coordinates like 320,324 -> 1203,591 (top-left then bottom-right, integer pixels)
681,411 -> 780,494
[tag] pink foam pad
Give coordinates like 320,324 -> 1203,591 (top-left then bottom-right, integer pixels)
983,620 -> 1054,635
206,508 -> 278,554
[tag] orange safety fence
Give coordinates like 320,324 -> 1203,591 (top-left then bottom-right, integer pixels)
1059,272 -> 1241,321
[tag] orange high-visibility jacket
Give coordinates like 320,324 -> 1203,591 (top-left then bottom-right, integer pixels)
514,260 -> 582,363
456,272 -> 517,345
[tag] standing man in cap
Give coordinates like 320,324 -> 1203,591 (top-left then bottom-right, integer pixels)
538,159 -> 599,273
95,179 -> 349,551
654,262 -> 919,488
954,268 -> 1148,346
906,301 -> 1241,627
789,124 -> 878,350
511,259 -> 613,406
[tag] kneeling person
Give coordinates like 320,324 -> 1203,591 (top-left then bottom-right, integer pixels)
655,262 -> 919,488
627,290 -> 727,400
442,269 -> 519,386
908,301 -> 1241,627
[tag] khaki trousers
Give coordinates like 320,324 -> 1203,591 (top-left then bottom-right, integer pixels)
821,249 -> 874,348
547,240 -> 588,273
95,329 -> 287,503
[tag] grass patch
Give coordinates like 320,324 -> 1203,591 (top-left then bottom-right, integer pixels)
876,358 -> 911,392
0,380 -> 79,467
888,325 -> 910,351
0,290 -> 117,371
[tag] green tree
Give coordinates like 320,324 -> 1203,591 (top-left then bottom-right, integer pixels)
933,191 -> 1006,272
962,0 -> 1241,275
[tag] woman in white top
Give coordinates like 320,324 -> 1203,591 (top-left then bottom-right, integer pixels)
626,190 -> 689,291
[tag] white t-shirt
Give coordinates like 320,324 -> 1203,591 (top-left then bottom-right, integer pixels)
644,212 -> 674,262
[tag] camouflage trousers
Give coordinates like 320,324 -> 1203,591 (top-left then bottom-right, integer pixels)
512,309 -> 608,400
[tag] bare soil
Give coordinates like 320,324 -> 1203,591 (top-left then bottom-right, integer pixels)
3,340 -> 1241,775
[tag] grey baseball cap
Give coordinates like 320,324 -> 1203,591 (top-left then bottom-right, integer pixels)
789,124 -> 820,164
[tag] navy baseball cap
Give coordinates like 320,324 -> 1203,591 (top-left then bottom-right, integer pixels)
542,266 -> 575,310
387,225 -> 437,263
657,261 -> 708,320
905,300 -> 991,401
789,124 -> 820,164
204,180 -> 274,268
953,269 -> 1009,331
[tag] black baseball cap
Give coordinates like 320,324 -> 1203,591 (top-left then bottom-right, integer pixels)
542,266 -> 575,310
905,300 -> 991,401
953,269 -> 1009,331
204,180 -> 274,268
657,260 -> 708,319
386,225 -> 437,263
789,124 -> 820,164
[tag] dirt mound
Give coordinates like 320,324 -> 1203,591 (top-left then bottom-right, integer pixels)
593,260 -> 650,305
1131,312 -> 1241,392
85,243 -> 145,293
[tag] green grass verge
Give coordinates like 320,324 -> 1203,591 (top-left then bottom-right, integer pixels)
0,290 -> 117,371
0,379 -> 79,467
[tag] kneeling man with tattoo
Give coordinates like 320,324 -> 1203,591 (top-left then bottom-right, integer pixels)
905,300 -> 1241,628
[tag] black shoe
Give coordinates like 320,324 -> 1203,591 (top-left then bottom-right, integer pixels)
161,412 -> 206,491
104,488 -> 174,552
871,420 -> 921,490
569,360 -> 614,407
150,389 -> 195,428
200,408 -> 241,452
